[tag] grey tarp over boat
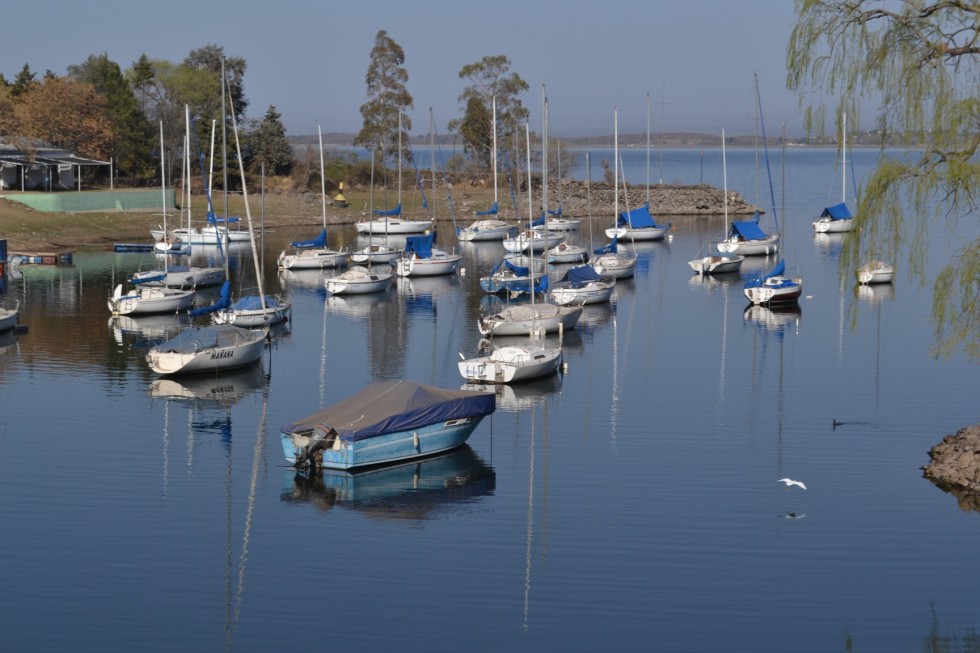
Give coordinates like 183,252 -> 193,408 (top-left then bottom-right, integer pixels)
152,324 -> 260,353
281,380 -> 496,442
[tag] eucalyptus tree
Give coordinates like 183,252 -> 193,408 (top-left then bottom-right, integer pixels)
354,30 -> 414,163
447,55 -> 529,170
787,0 -> 980,358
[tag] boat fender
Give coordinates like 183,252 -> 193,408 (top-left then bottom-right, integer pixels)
413,432 -> 420,450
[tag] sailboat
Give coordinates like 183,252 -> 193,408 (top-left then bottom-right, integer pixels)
110,122 -> 196,316
689,129 -> 744,275
144,64 -> 270,376
457,338 -> 562,384
549,152 -> 616,305
717,75 -> 781,257
350,114 -> 407,264
503,130 -> 561,255
605,95 -> 672,242
394,109 -> 463,277
277,124 -> 348,270
457,97 -> 513,242
856,260 -> 895,285
591,108 -> 637,279
324,152 -> 393,295
354,116 -> 432,237
542,139 -> 580,232
813,111 -> 857,234
477,104 -> 583,337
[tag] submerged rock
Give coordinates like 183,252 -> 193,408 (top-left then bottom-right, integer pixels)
922,424 -> 980,510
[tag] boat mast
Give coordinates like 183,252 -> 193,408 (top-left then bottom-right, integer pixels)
159,121 -> 168,274
318,123 -> 327,233
646,92 -> 651,207
491,96 -> 498,209
842,111 -> 847,204
542,87 -> 549,236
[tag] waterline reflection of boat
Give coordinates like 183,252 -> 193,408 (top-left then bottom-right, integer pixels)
462,375 -> 562,412
280,445 -> 496,520
148,364 -> 266,408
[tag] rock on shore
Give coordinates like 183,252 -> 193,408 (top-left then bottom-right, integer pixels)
922,424 -> 980,510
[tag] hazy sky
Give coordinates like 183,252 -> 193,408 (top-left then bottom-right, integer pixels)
3,0 -> 836,138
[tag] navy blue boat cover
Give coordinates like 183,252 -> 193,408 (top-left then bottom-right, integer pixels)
206,212 -> 241,225
820,202 -> 853,220
744,259 -> 787,288
281,380 -> 496,442
475,202 -> 499,216
290,228 -> 327,249
404,233 -> 434,259
228,295 -> 286,311
373,203 -> 402,217
530,212 -> 546,228
189,281 -> 231,316
616,203 -> 667,229
594,236 -> 619,255
727,213 -> 768,241
560,265 -> 603,288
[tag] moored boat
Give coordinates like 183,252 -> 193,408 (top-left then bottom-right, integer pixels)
145,324 -> 268,375
280,380 -> 496,470
856,260 -> 894,285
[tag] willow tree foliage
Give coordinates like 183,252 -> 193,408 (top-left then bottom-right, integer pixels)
787,0 -> 980,358
447,55 -> 529,171
354,30 -> 414,163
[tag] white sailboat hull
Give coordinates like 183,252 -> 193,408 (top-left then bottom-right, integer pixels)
743,277 -> 803,305
549,280 -> 615,306
0,300 -> 19,333
355,219 -> 432,235
688,253 -> 744,275
325,267 -> 393,295
457,220 -> 512,242
812,217 -> 856,233
856,261 -> 894,285
716,234 -> 780,256
478,303 -> 583,336
395,252 -> 461,277
605,225 -> 670,241
145,325 -> 267,375
591,254 -> 636,279
278,248 -> 347,270
458,345 -> 562,384
108,284 -> 196,316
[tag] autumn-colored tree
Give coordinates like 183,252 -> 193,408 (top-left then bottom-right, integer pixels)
355,30 -> 414,163
13,76 -> 112,160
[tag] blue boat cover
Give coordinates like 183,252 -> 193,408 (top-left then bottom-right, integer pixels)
530,212 -> 546,228
594,236 -> 618,255
373,203 -> 402,217
727,216 -> 768,241
206,212 -> 241,225
744,259 -> 787,289
475,202 -> 499,216
549,207 -> 562,216
291,228 -> 327,249
820,202 -> 853,220
281,380 -> 496,442
616,203 -> 667,229
404,233 -> 434,259
189,281 -> 231,316
560,265 -> 603,288
132,272 -> 165,285
228,295 -> 285,311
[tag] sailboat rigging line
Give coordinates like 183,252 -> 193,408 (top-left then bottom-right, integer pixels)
754,73 -> 780,234
429,111 -> 461,237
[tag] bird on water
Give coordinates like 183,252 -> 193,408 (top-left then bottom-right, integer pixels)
778,478 -> 807,490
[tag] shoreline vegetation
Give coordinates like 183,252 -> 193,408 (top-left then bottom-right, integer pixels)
0,178 -> 758,253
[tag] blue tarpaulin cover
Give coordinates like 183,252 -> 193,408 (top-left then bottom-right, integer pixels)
404,233 -> 434,259
744,259 -> 788,288
373,203 -> 402,217
594,236 -> 619,255
189,281 -> 231,316
228,295 -> 286,311
560,265 -> 603,288
530,213 -> 546,228
727,216 -> 768,241
820,203 -> 853,220
281,380 -> 496,442
290,228 -> 327,249
616,203 -> 668,229
475,202 -> 499,216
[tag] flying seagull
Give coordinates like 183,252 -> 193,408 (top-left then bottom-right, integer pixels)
778,478 -> 807,490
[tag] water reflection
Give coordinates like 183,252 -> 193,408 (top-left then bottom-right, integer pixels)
110,313 -> 190,347
148,364 -> 267,408
280,445 -> 496,522
813,232 -> 846,263
463,375 -> 563,412
0,328 -> 20,356
743,304 -> 802,335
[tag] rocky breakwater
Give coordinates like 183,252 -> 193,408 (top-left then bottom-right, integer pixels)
922,424 -> 980,511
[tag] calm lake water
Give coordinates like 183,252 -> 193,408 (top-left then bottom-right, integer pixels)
1,147 -> 977,652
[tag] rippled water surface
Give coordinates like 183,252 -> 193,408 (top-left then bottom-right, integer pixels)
0,147 -> 976,652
